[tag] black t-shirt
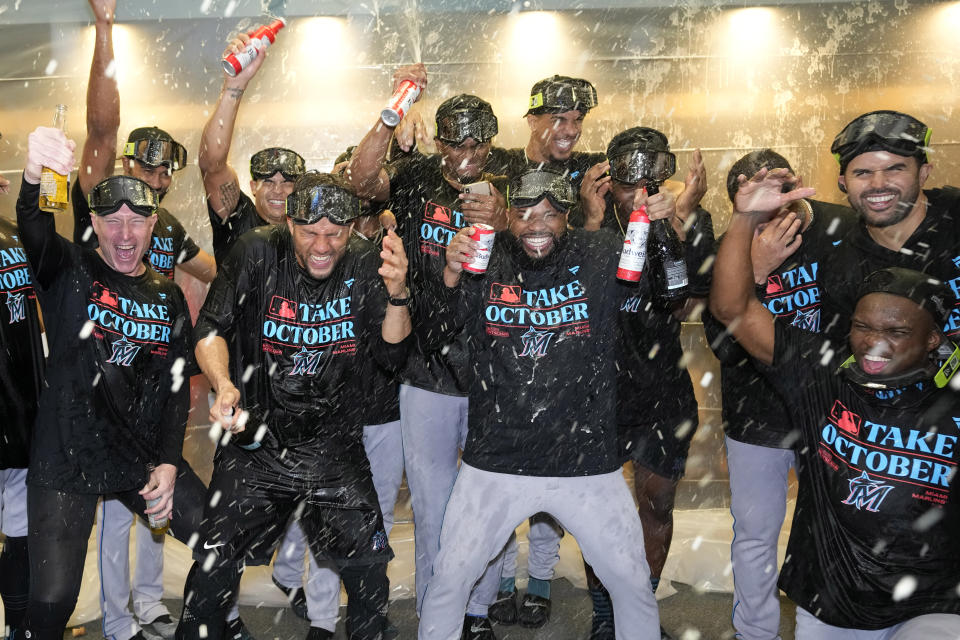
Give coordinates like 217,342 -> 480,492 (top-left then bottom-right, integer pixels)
388,154 -> 508,396
195,225 -> 409,487
704,200 -> 859,447
485,147 -> 606,229
17,180 -> 194,494
72,180 -> 201,280
822,187 -> 960,344
207,191 -> 269,266
0,218 -> 45,470
428,229 -> 622,477
766,322 -> 960,628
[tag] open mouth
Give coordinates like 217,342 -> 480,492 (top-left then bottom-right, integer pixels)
309,254 -> 333,271
862,192 -> 897,211
522,234 -> 553,256
116,244 -> 137,262
860,353 -> 892,375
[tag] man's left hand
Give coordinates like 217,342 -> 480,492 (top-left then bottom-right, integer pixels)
140,463 -> 177,523
459,183 -> 507,231
378,228 -> 409,298
676,148 -> 707,221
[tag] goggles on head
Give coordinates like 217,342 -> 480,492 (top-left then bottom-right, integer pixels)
508,170 -> 575,213
122,139 -> 187,171
286,183 -> 361,226
608,147 -> 677,185
528,78 -> 598,115
88,175 -> 159,217
830,111 -> 931,168
436,110 -> 499,145
251,148 -> 306,181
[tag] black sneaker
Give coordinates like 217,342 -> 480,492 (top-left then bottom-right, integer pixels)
272,575 -> 309,620
225,618 -> 257,640
588,616 -> 615,640
518,593 -> 551,628
305,628 -> 334,640
461,614 -> 497,640
488,589 -> 518,625
659,625 -> 675,640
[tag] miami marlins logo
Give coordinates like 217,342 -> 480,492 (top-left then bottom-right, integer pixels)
5,291 -> 25,324
841,471 -> 894,512
289,346 -> 324,376
519,326 -> 555,357
105,336 -> 141,366
791,307 -> 820,332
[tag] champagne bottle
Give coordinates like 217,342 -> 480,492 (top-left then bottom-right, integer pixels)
39,104 -> 70,214
646,183 -> 689,300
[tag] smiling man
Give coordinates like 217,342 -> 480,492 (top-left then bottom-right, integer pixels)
822,110 -> 960,346
16,126 -> 206,640
177,172 -> 411,640
418,169 -> 661,640
710,167 -> 960,639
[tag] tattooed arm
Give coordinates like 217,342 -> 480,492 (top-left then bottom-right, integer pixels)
199,31 -> 267,221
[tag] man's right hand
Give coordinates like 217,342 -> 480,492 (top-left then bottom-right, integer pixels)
443,226 -> 477,286
734,168 -> 815,218
751,211 -> 803,284
391,63 -> 427,100
222,30 -> 267,85
210,382 -> 243,433
25,127 -> 75,185
88,0 -> 116,23
580,161 -> 611,231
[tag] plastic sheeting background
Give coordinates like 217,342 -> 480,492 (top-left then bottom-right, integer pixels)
0,0 -> 955,627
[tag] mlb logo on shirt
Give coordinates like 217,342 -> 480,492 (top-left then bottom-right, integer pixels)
829,399 -> 862,436
424,203 -> 453,224
269,296 -> 297,319
92,282 -> 119,307
490,283 -> 521,304
766,274 -> 783,295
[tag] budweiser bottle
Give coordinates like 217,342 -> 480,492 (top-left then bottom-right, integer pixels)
616,205 -> 651,282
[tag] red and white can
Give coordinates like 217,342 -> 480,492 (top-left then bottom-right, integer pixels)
463,224 -> 495,274
381,79 -> 422,127
222,19 -> 286,77
616,207 -> 651,282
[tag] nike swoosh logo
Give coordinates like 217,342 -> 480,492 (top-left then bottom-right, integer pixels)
470,626 -> 488,633
832,240 -> 842,246
203,541 -> 225,550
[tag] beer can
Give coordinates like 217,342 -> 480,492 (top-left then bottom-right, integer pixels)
222,19 -> 285,77
616,207 -> 651,282
381,79 -> 422,127
463,224 -> 495,274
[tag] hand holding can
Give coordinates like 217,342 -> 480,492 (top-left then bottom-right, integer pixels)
462,224 -> 495,274
222,19 -> 286,77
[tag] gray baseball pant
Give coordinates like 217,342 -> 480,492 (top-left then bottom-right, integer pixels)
795,609 -> 960,639
418,463 -> 660,640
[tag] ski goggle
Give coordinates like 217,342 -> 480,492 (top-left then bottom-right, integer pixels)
286,183 -> 361,226
830,111 -> 931,167
608,147 -> 677,185
251,148 -> 306,181
528,78 -> 598,115
122,139 -> 187,171
436,110 -> 499,145
508,170 -> 575,212
88,175 -> 159,217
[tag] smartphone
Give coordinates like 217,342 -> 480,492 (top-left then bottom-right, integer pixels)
462,181 -> 492,196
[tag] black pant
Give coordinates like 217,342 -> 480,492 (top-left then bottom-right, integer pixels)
22,460 -> 207,640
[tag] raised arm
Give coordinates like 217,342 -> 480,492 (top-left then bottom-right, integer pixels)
709,169 -> 814,365
78,0 -> 120,195
199,31 -> 267,221
378,228 -> 412,344
346,63 -> 427,202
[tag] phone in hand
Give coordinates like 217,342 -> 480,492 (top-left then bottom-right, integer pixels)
462,181 -> 492,196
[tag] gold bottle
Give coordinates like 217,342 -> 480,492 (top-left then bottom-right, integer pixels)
38,104 -> 70,213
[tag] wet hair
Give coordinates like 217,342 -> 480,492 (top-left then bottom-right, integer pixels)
726,149 -> 793,203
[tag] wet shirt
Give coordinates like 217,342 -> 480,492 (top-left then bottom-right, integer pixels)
428,229 -> 622,477
485,147 -> 606,228
195,225 -> 409,488
207,191 -> 269,266
17,180 -> 193,494
388,154 -> 507,396
72,180 -> 201,280
822,187 -> 960,344
0,218 -> 45,470
765,321 -> 960,628
704,200 -> 858,448
616,209 -> 715,432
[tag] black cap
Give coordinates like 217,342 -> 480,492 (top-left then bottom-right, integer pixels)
435,94 -> 499,144
508,168 -> 575,212
857,267 -> 952,329
525,75 -> 598,116
726,149 -> 793,203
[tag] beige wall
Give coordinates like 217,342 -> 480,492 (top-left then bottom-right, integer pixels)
2,1 -> 957,486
